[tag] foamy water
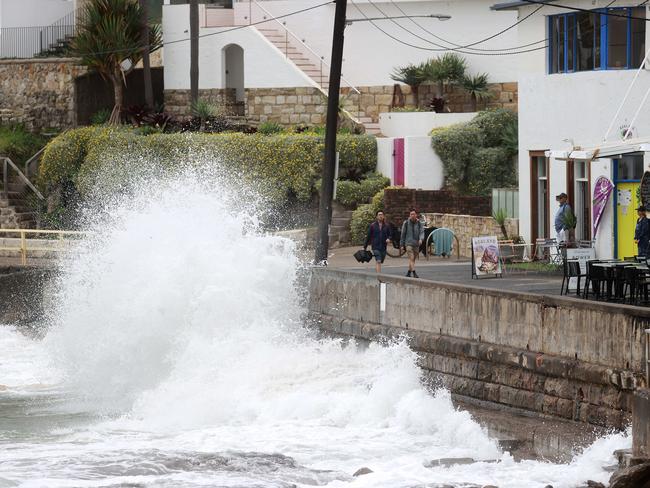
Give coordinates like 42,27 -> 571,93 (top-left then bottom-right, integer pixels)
0,178 -> 629,487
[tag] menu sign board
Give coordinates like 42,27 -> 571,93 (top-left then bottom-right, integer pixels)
471,236 -> 502,277
566,248 -> 595,290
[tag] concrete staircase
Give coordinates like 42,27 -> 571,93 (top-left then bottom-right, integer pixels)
254,27 -> 382,136
0,192 -> 37,230
328,202 -> 354,248
256,27 -> 329,90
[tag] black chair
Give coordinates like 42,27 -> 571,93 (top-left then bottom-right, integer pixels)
561,260 -> 586,296
623,266 -> 639,304
584,260 -> 603,300
612,265 -> 632,301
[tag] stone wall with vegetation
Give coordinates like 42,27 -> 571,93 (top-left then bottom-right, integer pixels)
164,88 -> 237,117
0,58 -> 87,130
423,213 -> 519,257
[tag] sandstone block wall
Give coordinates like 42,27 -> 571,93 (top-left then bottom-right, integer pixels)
164,88 -> 237,117
423,213 -> 519,258
0,58 -> 87,131
246,87 -> 326,125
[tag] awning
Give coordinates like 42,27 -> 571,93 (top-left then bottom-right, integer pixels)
545,137 -> 650,160
491,0 -> 556,11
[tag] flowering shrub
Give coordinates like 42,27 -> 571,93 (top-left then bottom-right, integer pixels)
39,128 -> 377,206
335,172 -> 390,208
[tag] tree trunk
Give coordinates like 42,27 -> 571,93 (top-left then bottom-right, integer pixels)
437,80 -> 444,98
470,93 -> 477,112
139,0 -> 154,109
109,72 -> 124,125
189,0 -> 199,107
412,85 -> 419,108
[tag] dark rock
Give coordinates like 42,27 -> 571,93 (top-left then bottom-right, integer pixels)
352,467 -> 373,477
426,457 -> 476,467
586,481 -> 605,488
483,485 -> 499,488
609,462 -> 650,488
497,439 -> 524,453
544,485 -> 554,488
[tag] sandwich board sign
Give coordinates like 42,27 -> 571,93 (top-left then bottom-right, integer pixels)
567,247 -> 595,290
471,236 -> 502,278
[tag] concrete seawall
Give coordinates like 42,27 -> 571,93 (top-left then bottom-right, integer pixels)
0,268 -> 55,325
308,268 -> 650,428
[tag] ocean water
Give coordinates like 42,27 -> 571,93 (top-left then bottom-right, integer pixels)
0,179 -> 629,488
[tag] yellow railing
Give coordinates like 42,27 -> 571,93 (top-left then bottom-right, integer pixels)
0,229 -> 87,265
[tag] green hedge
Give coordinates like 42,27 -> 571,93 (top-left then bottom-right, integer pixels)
0,125 -> 46,165
349,188 -> 389,245
39,128 -> 377,205
431,109 -> 517,196
335,172 -> 390,208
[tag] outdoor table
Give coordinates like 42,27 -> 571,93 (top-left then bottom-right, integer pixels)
593,262 -> 633,300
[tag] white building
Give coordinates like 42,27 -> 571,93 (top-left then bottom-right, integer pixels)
162,0 -> 520,130
494,0 -> 650,258
0,0 -> 75,58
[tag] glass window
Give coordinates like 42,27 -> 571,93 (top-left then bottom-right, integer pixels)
631,7 -> 646,68
538,157 -> 547,178
617,154 -> 644,181
607,13 -> 628,68
575,161 -> 587,180
549,8 -> 645,73
577,12 -> 596,71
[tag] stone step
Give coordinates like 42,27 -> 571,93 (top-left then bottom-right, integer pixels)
332,210 -> 354,220
338,230 -> 351,243
14,212 -> 36,222
331,217 -> 350,227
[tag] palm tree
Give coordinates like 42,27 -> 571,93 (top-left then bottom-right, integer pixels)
390,64 -> 426,108
423,53 -> 467,98
72,0 -> 162,124
461,73 -> 492,111
139,0 -> 154,109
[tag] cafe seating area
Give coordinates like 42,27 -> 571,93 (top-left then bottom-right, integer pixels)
563,255 -> 650,305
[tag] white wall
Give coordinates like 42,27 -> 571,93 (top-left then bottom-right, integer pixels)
515,1 -> 650,252
163,4 -> 314,90
376,136 -> 445,190
379,111 -> 476,137
173,0 -> 520,89
0,0 -> 72,27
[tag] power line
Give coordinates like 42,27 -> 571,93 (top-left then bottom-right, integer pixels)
349,0 -> 548,56
519,0 -> 650,21
384,0 -> 545,52
73,1 -> 334,58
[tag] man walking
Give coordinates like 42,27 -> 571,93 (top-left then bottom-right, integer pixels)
400,208 -> 424,278
554,193 -> 573,242
364,210 -> 392,273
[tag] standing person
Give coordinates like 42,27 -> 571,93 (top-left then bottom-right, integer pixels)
363,210 -> 392,273
635,205 -> 650,257
554,193 -> 572,242
400,208 -> 424,278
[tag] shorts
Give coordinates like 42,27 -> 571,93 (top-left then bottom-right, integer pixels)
406,245 -> 419,260
372,249 -> 386,263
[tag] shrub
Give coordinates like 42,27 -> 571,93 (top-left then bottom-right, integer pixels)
431,109 -> 517,195
335,172 -> 390,207
39,129 -> 377,209
91,109 -> 111,125
258,121 -> 284,135
0,125 -> 46,164
349,187 -> 388,245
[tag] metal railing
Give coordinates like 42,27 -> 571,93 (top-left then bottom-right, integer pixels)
0,229 -> 86,266
0,10 -> 77,59
1,157 -> 44,201
244,0 -> 360,95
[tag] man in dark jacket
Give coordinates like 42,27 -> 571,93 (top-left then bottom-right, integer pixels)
635,205 -> 650,257
364,210 -> 392,273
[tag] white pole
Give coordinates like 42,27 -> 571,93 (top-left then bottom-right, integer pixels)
624,85 -> 650,140
603,47 -> 650,141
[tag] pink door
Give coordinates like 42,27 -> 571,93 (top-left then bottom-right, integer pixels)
393,138 -> 405,186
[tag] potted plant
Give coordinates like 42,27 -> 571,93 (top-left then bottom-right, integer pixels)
560,211 -> 578,245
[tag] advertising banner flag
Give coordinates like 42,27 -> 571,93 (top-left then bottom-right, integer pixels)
592,176 -> 614,237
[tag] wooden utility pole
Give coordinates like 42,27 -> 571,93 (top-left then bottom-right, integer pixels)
189,0 -> 199,106
139,0 -> 154,109
315,0 -> 347,264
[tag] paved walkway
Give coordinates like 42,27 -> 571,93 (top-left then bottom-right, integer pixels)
326,246 -> 565,296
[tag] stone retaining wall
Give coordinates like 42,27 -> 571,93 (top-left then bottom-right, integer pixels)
423,213 -> 519,258
0,58 -> 87,130
246,87 -> 326,125
309,268 -> 650,428
164,88 -> 237,117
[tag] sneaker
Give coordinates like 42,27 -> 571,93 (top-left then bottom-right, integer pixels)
406,270 -> 412,277
412,271 -> 419,279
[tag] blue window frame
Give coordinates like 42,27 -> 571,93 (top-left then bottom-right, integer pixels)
548,7 -> 646,74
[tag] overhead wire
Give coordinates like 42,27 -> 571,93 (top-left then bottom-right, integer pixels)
349,0 -> 548,56
384,0 -> 546,52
